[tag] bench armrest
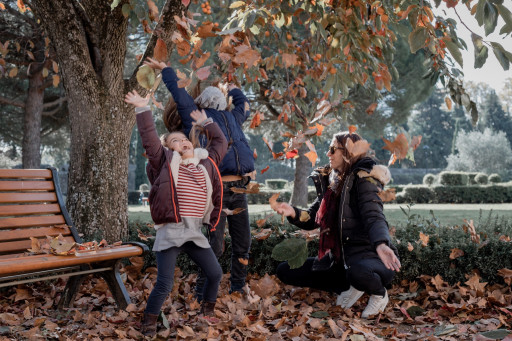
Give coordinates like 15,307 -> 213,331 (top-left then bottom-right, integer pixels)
122,241 -> 149,255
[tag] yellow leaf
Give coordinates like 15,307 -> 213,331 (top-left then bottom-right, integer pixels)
229,1 -> 246,8
136,65 -> 155,90
42,67 -> 48,78
52,74 -> 60,87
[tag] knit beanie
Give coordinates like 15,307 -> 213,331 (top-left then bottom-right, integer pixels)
194,86 -> 227,111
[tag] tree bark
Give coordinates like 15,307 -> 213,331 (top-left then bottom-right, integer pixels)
22,68 -> 43,168
291,144 -> 312,207
30,0 -> 183,241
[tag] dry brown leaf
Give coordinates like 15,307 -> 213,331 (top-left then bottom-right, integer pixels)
230,182 -> 260,194
419,232 -> 429,247
153,38 -> 168,62
250,274 -> 280,298
449,248 -> 465,259
345,138 -> 371,157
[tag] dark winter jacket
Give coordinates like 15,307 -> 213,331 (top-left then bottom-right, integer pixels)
136,109 -> 227,229
287,157 -> 398,267
162,67 -> 255,176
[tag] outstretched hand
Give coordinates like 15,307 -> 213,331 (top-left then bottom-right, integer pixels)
376,243 -> 401,272
144,57 -> 167,70
125,90 -> 150,108
191,109 -> 207,125
273,203 -> 296,218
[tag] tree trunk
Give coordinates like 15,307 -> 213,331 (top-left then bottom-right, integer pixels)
30,0 -> 184,241
135,129 -> 147,190
22,69 -> 43,168
291,144 -> 312,207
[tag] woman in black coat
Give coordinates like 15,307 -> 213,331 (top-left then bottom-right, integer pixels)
274,131 -> 401,318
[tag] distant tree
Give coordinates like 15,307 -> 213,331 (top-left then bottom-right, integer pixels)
446,128 -> 512,177
478,90 -> 512,145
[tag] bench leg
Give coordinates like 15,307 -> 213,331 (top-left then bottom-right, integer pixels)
58,275 -> 85,309
99,261 -> 131,310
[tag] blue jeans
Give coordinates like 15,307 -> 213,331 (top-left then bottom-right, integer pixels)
145,242 -> 222,315
196,180 -> 251,297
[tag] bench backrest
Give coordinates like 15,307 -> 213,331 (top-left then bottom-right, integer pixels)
0,168 -> 81,256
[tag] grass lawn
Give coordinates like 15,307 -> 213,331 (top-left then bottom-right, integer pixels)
129,203 -> 512,228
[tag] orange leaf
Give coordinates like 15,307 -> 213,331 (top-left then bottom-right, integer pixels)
286,149 -> 299,159
233,48 -> 261,68
176,40 -> 191,57
260,165 -> 270,174
17,0 -> 26,12
253,148 -> 258,160
407,242 -> 414,251
259,68 -> 268,80
194,51 -> 210,69
444,96 -> 452,110
366,103 -> 378,115
153,38 -> 168,62
197,22 -> 217,38
250,112 -> 261,128
348,125 -> 357,134
419,232 -> 429,247
177,77 -> 192,88
382,133 -> 409,160
304,151 -> 317,167
345,139 -> 370,157
52,74 -> 60,87
281,53 -> 298,68
269,193 -> 280,211
410,135 -> 422,150
0,3 -> 5,10
147,0 -> 159,21
449,248 -> 464,259
52,60 -> 58,73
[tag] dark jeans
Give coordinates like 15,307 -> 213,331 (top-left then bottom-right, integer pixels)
196,179 -> 251,297
276,256 -> 394,296
145,242 -> 222,315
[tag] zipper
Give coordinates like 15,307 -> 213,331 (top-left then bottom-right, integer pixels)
168,164 -> 181,223
219,111 -> 241,174
339,174 -> 351,270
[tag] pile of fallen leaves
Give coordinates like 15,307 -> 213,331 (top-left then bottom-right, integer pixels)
27,234 -> 123,256
1,257 -> 512,340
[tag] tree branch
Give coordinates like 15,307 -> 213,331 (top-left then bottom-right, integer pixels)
0,95 -> 25,108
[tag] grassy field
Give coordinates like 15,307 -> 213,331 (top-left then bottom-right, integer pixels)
129,203 -> 512,228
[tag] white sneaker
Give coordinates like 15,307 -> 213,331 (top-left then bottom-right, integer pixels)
361,290 -> 389,318
336,286 -> 364,308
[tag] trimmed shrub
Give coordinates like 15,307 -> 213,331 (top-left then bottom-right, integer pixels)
128,212 -> 512,285
265,179 -> 288,190
474,173 -> 488,185
489,173 -> 501,183
422,173 -> 436,186
396,185 -> 435,203
467,172 -> 479,185
438,171 -> 469,186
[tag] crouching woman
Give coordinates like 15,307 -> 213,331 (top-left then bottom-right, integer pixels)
273,131 -> 401,318
125,90 -> 227,336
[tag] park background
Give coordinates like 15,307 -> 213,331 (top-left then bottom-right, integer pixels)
2,0 -> 512,340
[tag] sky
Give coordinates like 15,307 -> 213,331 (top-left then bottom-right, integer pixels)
434,3 -> 512,93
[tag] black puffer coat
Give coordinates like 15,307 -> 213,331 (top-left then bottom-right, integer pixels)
287,157 -> 398,267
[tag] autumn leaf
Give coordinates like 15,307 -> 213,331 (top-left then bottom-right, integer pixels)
197,22 -> 217,38
195,65 -> 211,80
286,149 -> 299,159
419,232 -> 429,247
345,138 -> 370,157
250,274 -> 280,298
176,40 -> 191,56
147,0 -> 159,21
444,0 -> 458,8
230,182 -> 260,194
153,38 -> 168,62
348,125 -> 357,134
366,103 -> 378,115
17,0 -> 26,12
465,273 -> 487,293
250,112 -> 261,128
28,237 -> 41,253
50,234 -> 76,255
177,77 -> 192,88
449,248 -> 465,259
281,53 -> 298,68
256,213 -> 274,228
269,192 -> 280,211
136,65 -> 155,89
0,40 -> 8,57
382,133 -> 409,160
407,242 -> 414,251
377,188 -> 396,202
0,3 -> 5,10
233,48 -> 261,68
253,148 -> 257,160
304,151 -> 317,167
498,268 -> 512,285
261,165 -> 270,174
410,135 -> 422,150
193,51 -> 210,69
445,96 -> 453,110
252,228 -> 272,240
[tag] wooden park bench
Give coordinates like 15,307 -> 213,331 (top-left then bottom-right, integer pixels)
0,168 -> 148,309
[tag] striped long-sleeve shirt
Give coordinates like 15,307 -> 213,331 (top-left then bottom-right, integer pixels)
176,163 -> 207,218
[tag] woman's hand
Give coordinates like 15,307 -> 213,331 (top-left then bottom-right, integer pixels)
274,203 -> 296,218
144,57 -> 167,70
191,109 -> 207,125
125,90 -> 150,108
376,243 -> 401,272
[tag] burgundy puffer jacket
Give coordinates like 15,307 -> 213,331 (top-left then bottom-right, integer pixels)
136,109 -> 227,229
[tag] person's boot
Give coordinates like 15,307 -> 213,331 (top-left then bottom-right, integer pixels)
361,290 -> 389,319
141,312 -> 159,337
200,301 -> 218,323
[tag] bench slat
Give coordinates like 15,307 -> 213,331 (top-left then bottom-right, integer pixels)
0,169 -> 52,179
0,181 -> 54,191
0,226 -> 72,242
0,192 -> 57,203
0,245 -> 144,276
0,215 -> 66,229
0,204 -> 61,217
0,236 -> 76,254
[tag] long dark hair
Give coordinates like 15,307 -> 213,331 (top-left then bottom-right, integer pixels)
330,131 -> 368,194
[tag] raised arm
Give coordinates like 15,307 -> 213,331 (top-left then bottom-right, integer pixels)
228,84 -> 251,126
125,90 -> 166,171
273,198 -> 322,231
145,57 -> 197,134
191,109 -> 227,165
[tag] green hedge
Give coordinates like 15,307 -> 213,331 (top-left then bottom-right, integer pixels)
396,183 -> 512,203
422,173 -> 436,186
127,211 -> 512,285
475,173 -> 488,185
438,171 -> 469,186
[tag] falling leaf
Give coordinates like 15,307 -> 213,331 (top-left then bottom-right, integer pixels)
147,0 -> 159,21
136,65 -> 155,89
17,0 -> 26,12
193,51 -> 210,69
269,193 -> 280,211
366,103 -> 378,115
253,148 -> 258,160
256,213 -> 274,228
196,65 -> 211,80
377,188 -> 396,202
449,248 -> 464,259
153,38 -> 168,62
223,208 -> 247,216
233,48 -> 261,67
407,242 -> 414,251
410,135 -> 422,150
345,139 -> 370,157
177,77 -> 192,88
252,228 -> 272,240
250,112 -> 261,128
230,182 -> 260,194
0,3 -> 5,10
382,133 -> 408,160
286,149 -> 299,159
304,151 -> 317,167
281,53 -> 298,68
419,232 -> 429,247
176,40 -> 191,56
348,125 -> 357,134
445,96 -> 453,110
197,22 -> 217,38
261,166 -> 270,174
